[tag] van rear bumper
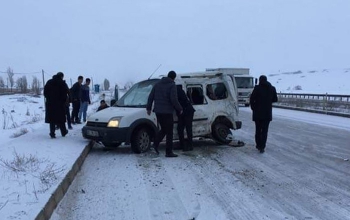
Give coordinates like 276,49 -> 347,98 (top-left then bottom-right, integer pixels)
82,126 -> 129,143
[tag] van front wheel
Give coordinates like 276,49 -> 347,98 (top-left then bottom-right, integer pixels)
131,128 -> 151,154
212,122 -> 231,144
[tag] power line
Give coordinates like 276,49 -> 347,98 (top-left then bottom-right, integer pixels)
0,70 -> 41,74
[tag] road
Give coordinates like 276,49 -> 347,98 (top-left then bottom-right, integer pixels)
51,108 -> 350,220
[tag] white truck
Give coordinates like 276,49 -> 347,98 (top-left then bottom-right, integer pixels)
82,71 -> 242,153
206,68 -> 255,106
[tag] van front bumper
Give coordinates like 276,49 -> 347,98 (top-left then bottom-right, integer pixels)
82,126 -> 129,143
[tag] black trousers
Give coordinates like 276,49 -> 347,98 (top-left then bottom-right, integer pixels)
65,106 -> 72,127
254,120 -> 270,149
71,100 -> 80,122
50,123 -> 67,136
154,113 -> 174,154
177,112 -> 194,148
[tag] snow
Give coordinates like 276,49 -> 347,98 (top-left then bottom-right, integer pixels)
0,93 -> 103,219
0,68 -> 349,219
252,68 -> 350,94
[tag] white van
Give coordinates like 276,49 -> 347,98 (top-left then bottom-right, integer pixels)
82,71 -> 242,153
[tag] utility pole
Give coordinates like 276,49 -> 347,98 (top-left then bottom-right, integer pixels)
42,69 -> 46,111
42,69 -> 45,89
70,78 -> 73,87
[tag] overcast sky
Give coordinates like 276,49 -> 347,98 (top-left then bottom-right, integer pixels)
1,0 -> 349,86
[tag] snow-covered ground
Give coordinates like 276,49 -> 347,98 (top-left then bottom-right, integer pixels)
253,68 -> 350,94
0,68 -> 349,219
50,108 -> 350,220
0,93 -> 107,219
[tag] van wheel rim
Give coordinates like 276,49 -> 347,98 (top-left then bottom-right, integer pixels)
139,132 -> 150,151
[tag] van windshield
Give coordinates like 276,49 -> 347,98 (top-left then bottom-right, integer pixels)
235,77 -> 254,88
115,79 -> 159,107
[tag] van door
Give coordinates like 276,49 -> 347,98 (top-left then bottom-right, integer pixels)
186,84 -> 210,137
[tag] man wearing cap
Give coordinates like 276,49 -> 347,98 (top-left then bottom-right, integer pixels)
250,75 -> 278,153
147,71 -> 183,157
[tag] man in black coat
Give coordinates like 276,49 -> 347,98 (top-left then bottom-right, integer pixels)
250,75 -> 278,153
146,71 -> 183,157
44,72 -> 69,138
70,76 -> 83,124
176,85 -> 195,151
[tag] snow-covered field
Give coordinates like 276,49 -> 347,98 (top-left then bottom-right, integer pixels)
0,68 -> 349,219
253,68 -> 350,94
0,93 -> 105,219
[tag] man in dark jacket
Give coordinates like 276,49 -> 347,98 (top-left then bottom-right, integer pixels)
78,78 -> 91,123
250,75 -> 278,153
44,72 -> 69,138
97,100 -> 109,112
70,76 -> 83,124
176,85 -> 195,151
146,71 -> 183,157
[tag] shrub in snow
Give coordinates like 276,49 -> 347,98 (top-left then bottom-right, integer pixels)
2,108 -> 18,129
0,150 -> 66,195
11,128 -> 28,138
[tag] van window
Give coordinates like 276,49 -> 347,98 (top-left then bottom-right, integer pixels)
116,79 -> 159,107
187,86 -> 206,105
206,83 -> 228,100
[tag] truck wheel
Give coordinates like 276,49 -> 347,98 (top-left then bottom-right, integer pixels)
102,142 -> 121,148
212,122 -> 231,144
131,128 -> 151,154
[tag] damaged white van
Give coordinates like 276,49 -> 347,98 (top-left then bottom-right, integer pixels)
82,71 -> 242,153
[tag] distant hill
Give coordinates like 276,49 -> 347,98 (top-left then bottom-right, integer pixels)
253,68 -> 350,95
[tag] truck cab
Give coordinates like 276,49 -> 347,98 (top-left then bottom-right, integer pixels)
82,71 -> 242,153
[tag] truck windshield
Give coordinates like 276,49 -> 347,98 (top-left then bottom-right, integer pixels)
115,79 -> 160,107
235,77 -> 254,88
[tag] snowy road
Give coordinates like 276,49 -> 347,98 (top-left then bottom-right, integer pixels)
51,108 -> 350,220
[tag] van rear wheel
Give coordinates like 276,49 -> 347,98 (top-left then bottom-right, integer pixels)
131,128 -> 151,154
212,122 -> 231,144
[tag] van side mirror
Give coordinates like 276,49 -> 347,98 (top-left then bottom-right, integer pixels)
111,99 -> 116,106
255,78 -> 258,85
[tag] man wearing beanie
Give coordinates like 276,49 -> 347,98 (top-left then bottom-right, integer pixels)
250,75 -> 278,153
147,70 -> 183,157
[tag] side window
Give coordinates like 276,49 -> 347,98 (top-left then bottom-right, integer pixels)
187,86 -> 206,105
206,83 -> 228,100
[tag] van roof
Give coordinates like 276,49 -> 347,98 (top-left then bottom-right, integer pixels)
159,71 -> 224,79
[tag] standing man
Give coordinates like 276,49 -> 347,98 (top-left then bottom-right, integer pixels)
70,76 -> 83,124
176,85 -> 195,151
146,71 -> 183,157
78,78 -> 91,123
44,72 -> 69,138
250,75 -> 278,153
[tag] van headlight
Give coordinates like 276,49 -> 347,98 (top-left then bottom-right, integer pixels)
107,117 -> 122,127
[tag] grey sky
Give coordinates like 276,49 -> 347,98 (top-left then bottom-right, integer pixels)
1,0 -> 349,86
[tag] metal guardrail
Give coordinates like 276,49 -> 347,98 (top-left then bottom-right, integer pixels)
274,93 -> 350,117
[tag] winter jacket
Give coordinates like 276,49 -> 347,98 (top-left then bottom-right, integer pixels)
146,77 -> 183,114
176,86 -> 195,115
80,84 -> 91,103
250,81 -> 278,121
70,82 -> 81,101
44,75 -> 67,124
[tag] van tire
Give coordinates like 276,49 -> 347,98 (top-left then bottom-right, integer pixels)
212,122 -> 231,144
131,127 -> 151,154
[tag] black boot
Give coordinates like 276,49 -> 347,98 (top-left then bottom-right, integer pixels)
165,148 -> 178,157
166,152 -> 178,157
